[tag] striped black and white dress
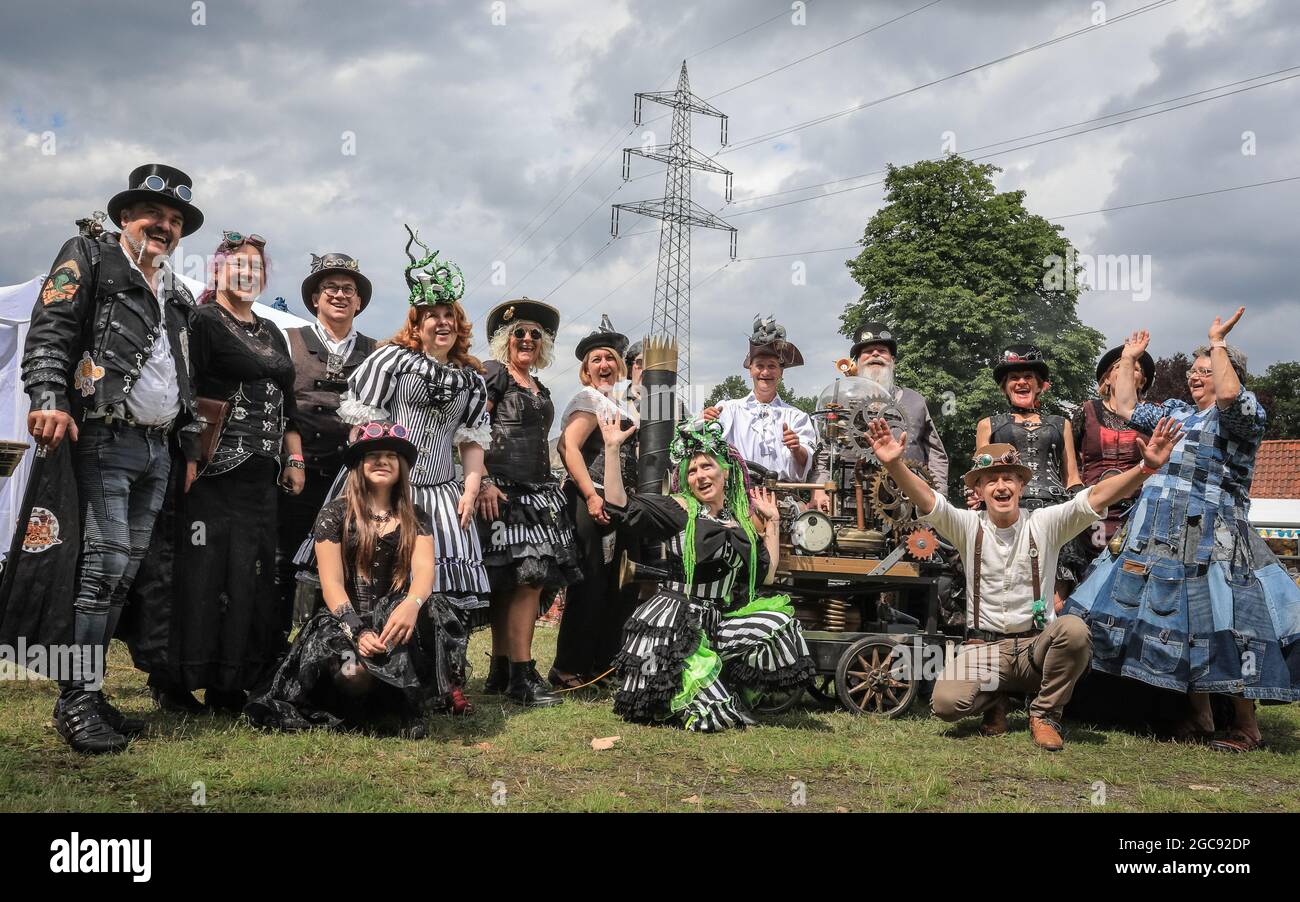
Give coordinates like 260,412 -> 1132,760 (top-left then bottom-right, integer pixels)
610,494 -> 815,732
476,361 -> 581,603
294,344 -> 493,620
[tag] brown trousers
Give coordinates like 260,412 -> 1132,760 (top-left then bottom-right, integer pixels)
931,614 -> 1092,723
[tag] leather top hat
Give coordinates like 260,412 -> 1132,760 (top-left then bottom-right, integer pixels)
107,163 -> 204,236
993,344 -> 1050,383
1095,345 -> 1155,391
963,443 -> 1034,489
343,421 -> 418,468
301,253 -> 374,314
575,314 -> 629,361
744,314 -> 803,368
486,298 -> 561,341
849,321 -> 898,360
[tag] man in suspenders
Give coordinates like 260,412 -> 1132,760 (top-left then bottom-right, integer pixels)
866,417 -> 1183,750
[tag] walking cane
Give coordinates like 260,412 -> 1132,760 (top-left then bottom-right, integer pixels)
0,443 -> 44,616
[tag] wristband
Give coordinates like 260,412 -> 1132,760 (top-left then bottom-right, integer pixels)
334,602 -> 366,641
284,459 -> 306,470
1209,341 -> 1228,349
1139,463 -> 1159,476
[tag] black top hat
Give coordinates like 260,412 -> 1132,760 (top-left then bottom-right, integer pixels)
744,314 -> 803,368
342,421 -> 418,469
486,298 -> 561,342
849,321 -> 898,360
301,253 -> 374,315
993,344 -> 1050,383
1095,345 -> 1155,391
575,314 -> 629,361
107,163 -> 204,237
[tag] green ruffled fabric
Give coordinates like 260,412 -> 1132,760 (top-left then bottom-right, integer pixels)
725,592 -> 795,619
671,631 -> 722,714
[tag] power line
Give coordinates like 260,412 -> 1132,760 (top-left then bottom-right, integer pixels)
727,65 -> 1300,205
1047,174 -> 1300,219
718,0 -> 1181,154
723,66 -> 1300,219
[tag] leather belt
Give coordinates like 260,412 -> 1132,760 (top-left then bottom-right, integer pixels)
966,628 -> 1042,643
84,410 -> 173,434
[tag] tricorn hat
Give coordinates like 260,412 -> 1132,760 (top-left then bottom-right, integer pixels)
744,314 -> 803,368
107,163 -> 204,237
1095,345 -> 1155,392
849,321 -> 898,360
963,443 -> 1033,489
342,421 -> 418,469
575,314 -> 629,361
301,253 -> 374,315
486,298 -> 561,342
993,344 -> 1050,384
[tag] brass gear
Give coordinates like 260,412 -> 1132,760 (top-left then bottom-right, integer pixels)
905,527 -> 940,561
867,461 -> 935,530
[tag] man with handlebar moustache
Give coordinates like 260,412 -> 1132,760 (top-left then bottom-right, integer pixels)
864,413 -> 1183,750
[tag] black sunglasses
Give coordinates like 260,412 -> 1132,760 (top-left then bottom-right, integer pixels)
512,328 -> 543,341
140,174 -> 193,202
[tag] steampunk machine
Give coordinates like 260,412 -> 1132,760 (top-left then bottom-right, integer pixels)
748,373 -> 962,718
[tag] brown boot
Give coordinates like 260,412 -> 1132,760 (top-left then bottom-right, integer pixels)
979,699 -> 1008,736
1029,716 -> 1064,751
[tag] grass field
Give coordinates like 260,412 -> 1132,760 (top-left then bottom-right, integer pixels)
2,628 -> 1298,813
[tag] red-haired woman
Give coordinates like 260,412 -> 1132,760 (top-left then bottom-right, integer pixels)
246,423 -> 468,733
296,247 -> 492,645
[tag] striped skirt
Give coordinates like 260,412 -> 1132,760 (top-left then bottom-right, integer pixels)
476,478 -> 582,599
613,591 -> 815,733
293,473 -> 490,619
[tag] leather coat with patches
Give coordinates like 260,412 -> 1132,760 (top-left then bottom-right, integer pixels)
20,232 -> 200,457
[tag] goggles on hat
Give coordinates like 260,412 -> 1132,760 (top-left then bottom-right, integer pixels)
359,422 -> 409,441
974,448 -> 1022,469
140,173 -> 193,202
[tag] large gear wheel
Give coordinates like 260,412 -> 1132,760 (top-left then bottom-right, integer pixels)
839,396 -> 907,465
905,526 -> 940,561
867,461 -> 935,530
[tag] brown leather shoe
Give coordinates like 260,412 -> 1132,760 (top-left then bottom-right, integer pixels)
979,700 -> 1008,736
1029,716 -> 1064,751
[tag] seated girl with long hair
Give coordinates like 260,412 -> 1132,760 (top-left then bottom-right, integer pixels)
246,422 -> 470,734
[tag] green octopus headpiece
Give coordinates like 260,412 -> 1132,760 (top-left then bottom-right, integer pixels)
404,224 -> 465,307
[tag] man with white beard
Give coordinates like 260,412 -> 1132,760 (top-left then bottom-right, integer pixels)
810,321 -> 948,512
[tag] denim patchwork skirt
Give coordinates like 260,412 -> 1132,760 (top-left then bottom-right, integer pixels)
1063,540 -> 1300,701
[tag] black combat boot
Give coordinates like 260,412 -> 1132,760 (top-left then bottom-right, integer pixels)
483,654 -> 510,695
53,689 -> 128,754
506,660 -> 563,707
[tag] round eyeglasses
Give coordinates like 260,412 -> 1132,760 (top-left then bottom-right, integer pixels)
140,174 -> 193,202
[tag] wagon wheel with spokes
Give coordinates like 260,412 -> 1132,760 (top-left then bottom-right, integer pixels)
805,674 -> 839,709
750,684 -> 807,716
834,638 -> 917,718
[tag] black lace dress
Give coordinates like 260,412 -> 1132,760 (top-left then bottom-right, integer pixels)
245,499 -> 469,730
171,303 -> 298,692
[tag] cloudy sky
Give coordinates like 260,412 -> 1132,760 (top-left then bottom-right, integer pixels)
2,0 -> 1296,418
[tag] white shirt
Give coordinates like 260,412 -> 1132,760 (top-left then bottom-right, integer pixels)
312,320 -> 357,361
716,392 -> 817,481
921,489 -> 1102,634
119,245 -> 180,426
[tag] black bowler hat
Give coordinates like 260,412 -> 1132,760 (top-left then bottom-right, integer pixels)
1095,345 -> 1155,392
301,252 -> 374,314
849,321 -> 898,360
107,163 -> 204,237
343,421 -> 418,469
486,298 -> 561,342
574,314 -> 629,361
993,344 -> 1050,383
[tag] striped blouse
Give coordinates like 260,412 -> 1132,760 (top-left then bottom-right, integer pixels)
337,344 -> 492,486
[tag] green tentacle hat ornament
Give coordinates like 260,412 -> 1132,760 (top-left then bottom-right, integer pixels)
404,224 -> 465,307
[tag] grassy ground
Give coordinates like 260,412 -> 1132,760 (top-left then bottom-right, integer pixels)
2,628 -> 1298,813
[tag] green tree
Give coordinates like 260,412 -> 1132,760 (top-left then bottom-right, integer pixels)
841,155 -> 1104,495
704,374 -> 817,414
1251,361 -> 1300,439
1148,352 -> 1194,406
